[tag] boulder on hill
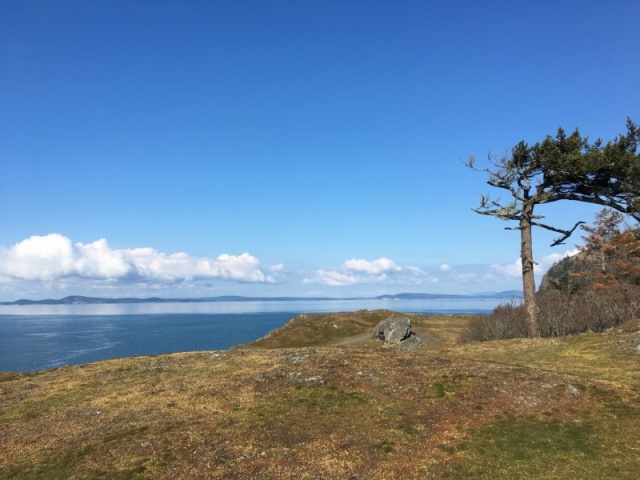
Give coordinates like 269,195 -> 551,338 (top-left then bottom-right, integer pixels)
374,316 -> 421,349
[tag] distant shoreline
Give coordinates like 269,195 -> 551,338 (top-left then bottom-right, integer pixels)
0,291 -> 523,306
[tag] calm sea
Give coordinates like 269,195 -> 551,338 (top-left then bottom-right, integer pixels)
0,298 -> 501,373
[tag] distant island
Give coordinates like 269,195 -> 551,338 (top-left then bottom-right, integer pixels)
0,291 -> 522,306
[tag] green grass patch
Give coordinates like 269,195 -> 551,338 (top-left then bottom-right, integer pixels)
449,414 -> 640,479
0,389 -> 90,421
432,383 -> 448,398
429,374 -> 472,399
4,444 -> 97,480
291,385 -> 369,411
245,385 -> 369,426
586,385 -> 640,418
0,373 -> 29,383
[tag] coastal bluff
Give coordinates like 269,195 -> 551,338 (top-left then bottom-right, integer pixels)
1,311 -> 639,479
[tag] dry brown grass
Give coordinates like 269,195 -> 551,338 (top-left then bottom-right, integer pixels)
1,311 -> 639,479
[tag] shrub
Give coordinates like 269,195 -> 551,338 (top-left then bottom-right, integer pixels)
459,301 -> 527,343
460,285 -> 640,342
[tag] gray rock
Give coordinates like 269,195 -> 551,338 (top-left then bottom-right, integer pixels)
566,384 -> 581,397
301,375 -> 325,386
356,370 -> 381,383
287,351 -> 310,364
374,316 -> 412,344
398,334 -> 422,350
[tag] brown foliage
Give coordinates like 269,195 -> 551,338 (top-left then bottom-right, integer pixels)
575,209 -> 640,289
460,285 -> 640,342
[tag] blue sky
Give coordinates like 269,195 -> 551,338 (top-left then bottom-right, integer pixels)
1,0 -> 639,301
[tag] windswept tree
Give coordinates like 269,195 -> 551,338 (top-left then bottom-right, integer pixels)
467,118 -> 640,337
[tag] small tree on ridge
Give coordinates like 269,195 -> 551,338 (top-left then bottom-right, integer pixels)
467,118 -> 640,337
577,208 -> 640,288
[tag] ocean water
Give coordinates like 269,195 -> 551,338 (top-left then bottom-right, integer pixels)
0,298 -> 501,373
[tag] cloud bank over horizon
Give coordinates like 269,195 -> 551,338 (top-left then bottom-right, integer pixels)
0,234 -> 577,300
0,234 -> 278,288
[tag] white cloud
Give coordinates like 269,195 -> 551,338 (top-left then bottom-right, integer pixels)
342,257 -> 401,275
490,249 -> 580,279
304,269 -> 361,287
426,248 -> 581,294
538,249 -> 580,271
304,257 -> 437,287
0,234 -> 132,281
490,259 -> 522,279
0,234 -> 276,287
76,238 -> 133,279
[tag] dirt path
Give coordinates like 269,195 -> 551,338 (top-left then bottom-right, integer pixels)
327,332 -> 373,346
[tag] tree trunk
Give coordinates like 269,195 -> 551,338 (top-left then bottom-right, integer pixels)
520,204 -> 540,337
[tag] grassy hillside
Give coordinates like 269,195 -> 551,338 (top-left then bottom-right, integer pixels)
1,311 -> 639,479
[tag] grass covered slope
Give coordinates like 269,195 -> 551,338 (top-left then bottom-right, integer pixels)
1,311 -> 639,479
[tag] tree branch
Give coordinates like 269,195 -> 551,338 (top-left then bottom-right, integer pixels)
543,193 -> 640,222
530,220 -> 586,246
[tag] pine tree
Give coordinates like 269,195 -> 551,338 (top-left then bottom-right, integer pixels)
467,119 -> 640,337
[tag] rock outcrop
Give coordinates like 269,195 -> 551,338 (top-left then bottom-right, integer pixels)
374,315 -> 421,349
